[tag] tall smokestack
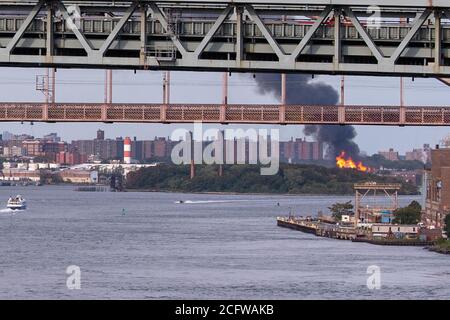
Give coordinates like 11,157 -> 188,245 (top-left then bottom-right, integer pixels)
253,74 -> 360,159
124,137 -> 131,164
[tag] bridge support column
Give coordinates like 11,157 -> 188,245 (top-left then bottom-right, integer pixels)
399,78 -> 405,125
220,105 -> 226,123
338,105 -> 345,124
235,6 -> 244,65
140,4 -> 148,66
162,71 -> 170,122
220,72 -> 227,123
103,70 -> 112,121
434,11 -> 442,73
338,75 -> 345,124
399,106 -> 406,126
279,105 -> 286,124
46,2 -> 54,63
333,8 -> 341,70
161,105 -> 167,122
101,104 -> 107,122
279,73 -> 286,123
43,103 -> 48,121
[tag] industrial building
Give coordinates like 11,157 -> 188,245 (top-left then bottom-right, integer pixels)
422,142 -> 450,229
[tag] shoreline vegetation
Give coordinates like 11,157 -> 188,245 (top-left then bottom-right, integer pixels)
427,239 -> 450,254
126,163 -> 419,195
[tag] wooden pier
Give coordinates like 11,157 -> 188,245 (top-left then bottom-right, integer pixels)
277,217 -> 356,240
277,217 -> 435,246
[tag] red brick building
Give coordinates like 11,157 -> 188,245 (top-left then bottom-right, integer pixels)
56,151 -> 88,165
280,138 -> 323,163
423,147 -> 450,229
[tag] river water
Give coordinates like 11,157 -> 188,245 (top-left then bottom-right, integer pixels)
0,185 -> 448,299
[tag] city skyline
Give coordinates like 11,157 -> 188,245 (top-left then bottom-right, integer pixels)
0,127 -> 433,163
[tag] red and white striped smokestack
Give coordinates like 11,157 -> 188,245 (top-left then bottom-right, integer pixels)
124,137 -> 131,164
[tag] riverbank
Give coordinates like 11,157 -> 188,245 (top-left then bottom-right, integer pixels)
427,240 -> 450,254
125,163 -> 419,195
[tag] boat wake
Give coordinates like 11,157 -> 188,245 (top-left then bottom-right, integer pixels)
185,200 -> 217,204
174,200 -> 250,204
0,208 -> 17,215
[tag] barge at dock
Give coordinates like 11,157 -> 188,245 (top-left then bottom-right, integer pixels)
277,216 -> 357,240
277,216 -> 438,246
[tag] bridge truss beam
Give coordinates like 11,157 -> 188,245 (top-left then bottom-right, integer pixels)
1,103 -> 450,126
0,1 -> 448,77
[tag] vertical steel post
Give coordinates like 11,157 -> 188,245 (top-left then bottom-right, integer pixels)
140,4 -> 148,66
46,3 -> 53,63
43,3 -> 54,121
51,68 -> 55,104
280,73 -> 286,123
334,8 -> 341,69
102,70 -> 112,121
355,190 -> 360,228
165,71 -> 170,104
108,69 -> 113,104
161,72 -> 168,121
220,72 -> 228,123
338,75 -> 345,124
399,77 -> 405,125
235,6 -> 244,65
434,10 -> 441,72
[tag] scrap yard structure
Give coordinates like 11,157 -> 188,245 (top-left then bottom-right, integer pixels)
277,181 -> 442,246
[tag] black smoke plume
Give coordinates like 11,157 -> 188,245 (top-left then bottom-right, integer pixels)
254,74 -> 360,159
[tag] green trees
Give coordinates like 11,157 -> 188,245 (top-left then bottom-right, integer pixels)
444,214 -> 450,236
393,201 -> 422,224
125,163 -> 419,195
328,201 -> 354,221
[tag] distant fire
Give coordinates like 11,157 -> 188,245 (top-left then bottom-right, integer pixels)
336,151 -> 370,172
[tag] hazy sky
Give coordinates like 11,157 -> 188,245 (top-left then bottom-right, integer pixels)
0,67 -> 449,155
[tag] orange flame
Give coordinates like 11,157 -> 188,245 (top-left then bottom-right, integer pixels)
336,151 -> 370,172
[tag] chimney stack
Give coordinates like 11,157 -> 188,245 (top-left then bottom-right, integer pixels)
124,137 -> 132,164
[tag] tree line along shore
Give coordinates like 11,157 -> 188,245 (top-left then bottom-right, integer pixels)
125,163 -> 418,195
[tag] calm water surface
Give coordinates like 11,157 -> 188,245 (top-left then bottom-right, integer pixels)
0,185 -> 448,299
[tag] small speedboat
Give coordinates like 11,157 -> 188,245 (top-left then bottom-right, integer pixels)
7,195 -> 27,210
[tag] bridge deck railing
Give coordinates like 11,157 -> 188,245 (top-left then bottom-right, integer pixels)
0,103 -> 449,125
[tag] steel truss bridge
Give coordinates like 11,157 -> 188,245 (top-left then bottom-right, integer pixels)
0,0 -> 449,77
2,102 -> 450,126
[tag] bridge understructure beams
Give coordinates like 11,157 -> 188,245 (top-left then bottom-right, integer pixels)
0,1 -> 448,77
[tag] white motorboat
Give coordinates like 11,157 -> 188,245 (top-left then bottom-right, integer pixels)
7,195 -> 27,210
